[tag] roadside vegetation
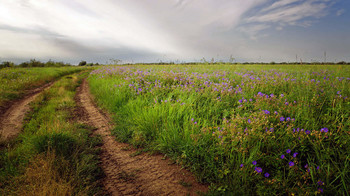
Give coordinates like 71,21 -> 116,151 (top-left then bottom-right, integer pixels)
0,66 -> 85,108
0,72 -> 103,195
88,63 -> 350,195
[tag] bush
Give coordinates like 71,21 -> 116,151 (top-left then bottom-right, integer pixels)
0,61 -> 14,69
78,61 -> 87,66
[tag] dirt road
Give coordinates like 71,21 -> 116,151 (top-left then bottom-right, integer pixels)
76,79 -> 208,196
0,82 -> 54,141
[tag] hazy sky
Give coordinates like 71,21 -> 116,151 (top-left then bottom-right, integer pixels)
1,0 -> 349,64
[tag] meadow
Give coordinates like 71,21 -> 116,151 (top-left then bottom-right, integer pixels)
88,64 -> 350,195
0,66 -> 85,107
0,71 -> 103,195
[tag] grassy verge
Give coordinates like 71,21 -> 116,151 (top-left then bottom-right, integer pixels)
0,66 -> 87,107
88,64 -> 349,195
0,72 -> 103,195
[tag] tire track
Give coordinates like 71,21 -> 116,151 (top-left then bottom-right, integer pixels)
0,82 -> 54,141
76,79 -> 208,196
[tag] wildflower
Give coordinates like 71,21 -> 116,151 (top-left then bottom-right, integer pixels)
317,166 -> 320,170
194,122 -> 197,125
248,119 -> 252,123
255,167 -> 262,173
318,188 -> 323,193
264,110 -> 270,115
264,173 -> 270,178
289,161 -> 295,167
281,94 -> 284,97
281,154 -> 285,159
304,164 -> 308,168
240,164 -> 244,168
337,91 -> 340,94
191,118 -> 194,121
305,130 -> 311,135
249,99 -> 253,102
252,161 -> 257,165
293,152 -> 298,158
317,181 -> 324,186
286,117 -> 291,121
280,117 -> 285,122
239,99 -> 243,103
285,102 -> 289,106
323,128 -> 329,133
274,111 -> 278,115
286,149 -> 291,154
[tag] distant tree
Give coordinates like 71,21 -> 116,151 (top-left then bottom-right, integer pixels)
29,59 -> 45,67
0,61 -> 15,69
336,61 -> 346,65
79,61 -> 87,66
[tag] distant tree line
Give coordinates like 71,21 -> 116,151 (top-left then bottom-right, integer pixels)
0,59 -> 101,69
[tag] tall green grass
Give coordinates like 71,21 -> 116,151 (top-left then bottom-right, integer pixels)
88,64 -> 349,195
0,72 -> 103,195
0,67 -> 86,107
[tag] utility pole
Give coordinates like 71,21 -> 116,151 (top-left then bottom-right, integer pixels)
324,51 -> 327,64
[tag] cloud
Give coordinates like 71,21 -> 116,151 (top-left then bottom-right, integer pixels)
238,24 -> 270,40
0,0 -> 348,63
246,0 -> 330,25
336,9 -> 345,16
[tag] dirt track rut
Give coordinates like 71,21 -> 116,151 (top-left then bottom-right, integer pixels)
0,82 -> 54,141
76,79 -> 208,196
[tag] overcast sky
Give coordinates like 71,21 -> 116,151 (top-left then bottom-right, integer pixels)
1,0 -> 349,64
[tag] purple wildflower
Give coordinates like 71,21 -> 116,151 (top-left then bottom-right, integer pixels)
252,161 -> 257,165
248,119 -> 251,123
264,173 -> 270,178
281,154 -> 285,159
286,117 -> 291,121
264,110 -> 270,115
286,149 -> 291,154
293,152 -> 298,157
317,181 -> 324,186
281,94 -> 284,97
289,161 -> 295,167
255,167 -> 262,173
240,164 -> 244,168
280,117 -> 285,122
305,130 -> 311,135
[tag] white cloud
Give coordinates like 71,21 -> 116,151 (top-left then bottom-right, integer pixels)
238,24 -> 270,40
0,0 -> 347,63
246,0 -> 329,25
336,9 -> 345,16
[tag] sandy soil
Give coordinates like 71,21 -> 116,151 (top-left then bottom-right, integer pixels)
0,82 -> 54,141
75,79 -> 208,196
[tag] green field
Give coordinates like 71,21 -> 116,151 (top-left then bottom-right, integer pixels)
0,67 -> 85,107
88,64 -> 350,195
0,71 -> 102,195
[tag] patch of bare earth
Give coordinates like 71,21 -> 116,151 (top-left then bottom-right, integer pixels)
0,82 -> 54,141
76,79 -> 208,196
